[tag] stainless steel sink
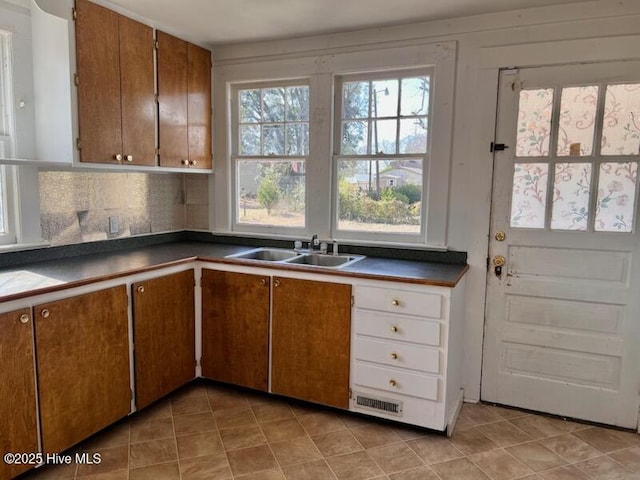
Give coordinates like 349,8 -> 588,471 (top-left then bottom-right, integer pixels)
284,253 -> 365,269
225,247 -> 365,269
225,248 -> 299,262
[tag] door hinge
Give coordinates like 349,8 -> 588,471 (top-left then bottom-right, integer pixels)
76,138 -> 82,150
130,388 -> 133,400
72,7 -> 77,21
351,296 -> 354,307
486,256 -> 490,270
490,142 -> 509,153
349,387 -> 353,399
74,73 -> 79,87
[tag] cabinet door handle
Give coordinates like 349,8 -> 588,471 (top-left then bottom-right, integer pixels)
137,285 -> 145,293
190,160 -> 197,167
114,153 -> 123,162
389,379 -> 396,387
125,155 -> 133,162
40,309 -> 50,318
19,313 -> 30,324
260,278 -> 266,285
182,159 -> 189,166
274,279 -> 281,287
391,299 -> 400,307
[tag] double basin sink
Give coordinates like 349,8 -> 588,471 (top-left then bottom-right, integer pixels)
225,247 -> 365,270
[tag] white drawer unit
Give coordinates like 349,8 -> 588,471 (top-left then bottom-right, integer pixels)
353,362 -> 439,400
355,310 -> 441,346
350,278 -> 466,434
354,285 -> 442,318
353,336 -> 440,374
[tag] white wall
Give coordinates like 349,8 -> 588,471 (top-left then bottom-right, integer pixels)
210,0 -> 640,401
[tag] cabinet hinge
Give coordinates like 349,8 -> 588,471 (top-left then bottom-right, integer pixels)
154,94 -> 159,103
349,387 -> 353,399
74,73 -> 79,87
76,138 -> 82,150
351,295 -> 354,307
154,39 -> 159,49
155,147 -> 160,155
130,388 -> 133,400
72,7 -> 77,21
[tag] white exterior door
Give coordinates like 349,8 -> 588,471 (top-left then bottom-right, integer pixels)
482,62 -> 640,429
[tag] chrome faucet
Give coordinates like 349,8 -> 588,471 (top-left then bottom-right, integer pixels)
309,234 -> 320,252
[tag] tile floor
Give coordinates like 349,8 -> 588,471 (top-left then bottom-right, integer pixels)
20,381 -> 640,480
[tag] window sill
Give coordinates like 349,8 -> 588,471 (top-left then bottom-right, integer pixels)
0,241 -> 50,254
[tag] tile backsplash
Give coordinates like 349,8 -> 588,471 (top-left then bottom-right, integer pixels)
38,171 -> 209,246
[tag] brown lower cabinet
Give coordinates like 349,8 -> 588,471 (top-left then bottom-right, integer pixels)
271,277 -> 352,409
0,309 -> 38,480
133,270 -> 196,409
35,286 -> 131,454
201,270 -> 270,391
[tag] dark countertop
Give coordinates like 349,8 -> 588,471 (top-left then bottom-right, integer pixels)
0,241 -> 468,302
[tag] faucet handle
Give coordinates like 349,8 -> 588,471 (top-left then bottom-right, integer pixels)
320,242 -> 328,254
294,240 -> 302,252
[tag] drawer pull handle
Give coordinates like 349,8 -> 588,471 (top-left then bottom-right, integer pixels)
41,309 -> 50,319
391,299 -> 400,307
390,325 -> 398,333
389,379 -> 396,387
390,353 -> 398,360
20,313 -> 30,324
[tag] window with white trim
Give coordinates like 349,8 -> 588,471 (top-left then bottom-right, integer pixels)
334,69 -> 432,240
0,29 -> 15,158
217,41 -> 456,246
231,81 -> 309,232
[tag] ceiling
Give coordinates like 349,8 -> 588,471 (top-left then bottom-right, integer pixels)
108,0 -> 589,46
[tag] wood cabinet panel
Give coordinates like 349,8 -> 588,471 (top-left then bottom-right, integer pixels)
201,270 -> 269,391
133,270 -> 196,409
271,277 -> 352,408
119,15 -> 156,166
0,309 -> 37,479
75,0 -> 121,163
35,286 -> 130,453
187,43 -> 212,169
157,31 -> 189,168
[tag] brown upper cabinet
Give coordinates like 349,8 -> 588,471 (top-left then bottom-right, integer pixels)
157,31 -> 212,169
75,0 -> 156,165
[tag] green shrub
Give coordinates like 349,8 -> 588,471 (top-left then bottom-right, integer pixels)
257,177 -> 280,215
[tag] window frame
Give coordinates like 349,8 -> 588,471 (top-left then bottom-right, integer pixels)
215,41 -> 456,248
230,79 -> 310,236
332,68 -> 433,244
0,165 -> 17,245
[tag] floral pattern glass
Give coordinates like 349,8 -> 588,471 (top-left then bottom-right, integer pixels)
595,162 -> 638,232
601,84 -> 640,156
510,163 -> 549,229
557,86 -> 598,156
516,89 -> 554,157
551,163 -> 592,231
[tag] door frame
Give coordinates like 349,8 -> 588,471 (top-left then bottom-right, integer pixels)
467,35 -> 640,433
